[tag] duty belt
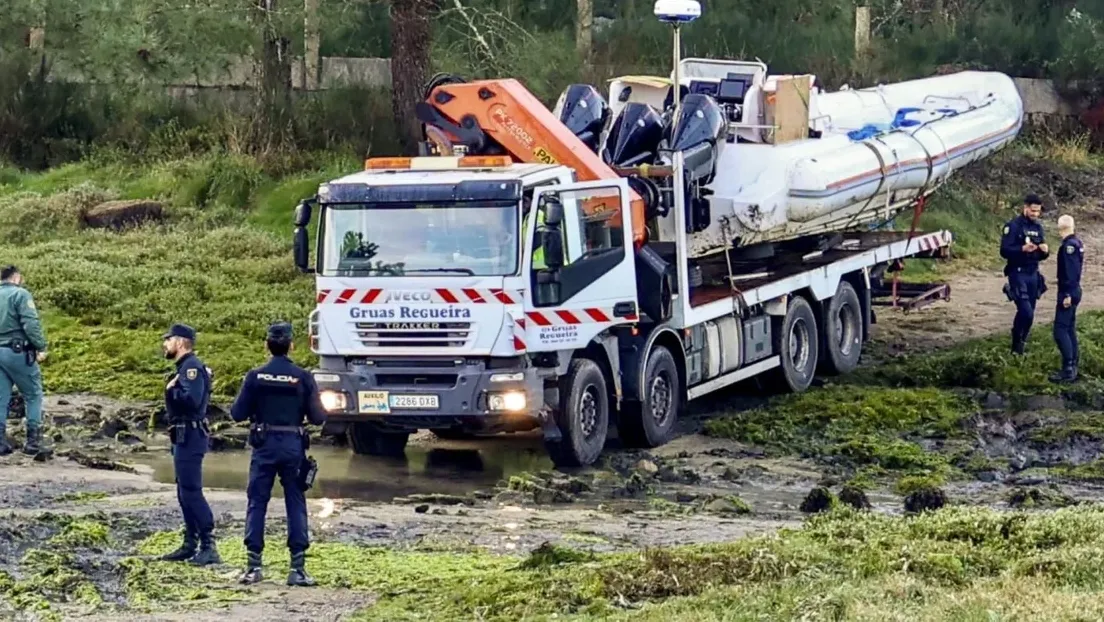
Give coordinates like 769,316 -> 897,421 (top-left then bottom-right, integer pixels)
169,419 -> 209,429
252,424 -> 304,434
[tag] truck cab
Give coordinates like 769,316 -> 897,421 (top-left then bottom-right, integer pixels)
293,155 -> 641,466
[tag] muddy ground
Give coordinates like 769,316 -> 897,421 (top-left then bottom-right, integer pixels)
5,382 -> 1104,620
3,221 -> 1104,620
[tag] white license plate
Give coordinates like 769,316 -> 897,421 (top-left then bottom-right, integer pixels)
389,394 -> 439,410
358,391 -> 391,414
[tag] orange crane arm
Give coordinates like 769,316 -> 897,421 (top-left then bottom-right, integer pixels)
420,78 -> 647,247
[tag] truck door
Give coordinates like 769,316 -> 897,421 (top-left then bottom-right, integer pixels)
521,179 -> 638,352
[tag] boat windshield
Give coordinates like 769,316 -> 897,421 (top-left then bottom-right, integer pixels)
320,202 -> 520,277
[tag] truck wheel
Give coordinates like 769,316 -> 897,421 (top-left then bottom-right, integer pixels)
766,295 -> 818,393
820,281 -> 863,375
348,422 -> 410,458
618,345 -> 680,448
545,359 -> 609,467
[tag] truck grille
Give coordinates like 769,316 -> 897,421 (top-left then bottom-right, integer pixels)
355,321 -> 471,348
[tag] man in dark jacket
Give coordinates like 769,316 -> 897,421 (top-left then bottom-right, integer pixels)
1000,194 -> 1050,354
231,321 -> 326,586
159,323 -> 220,566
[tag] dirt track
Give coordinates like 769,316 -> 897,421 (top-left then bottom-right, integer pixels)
873,221 -> 1103,356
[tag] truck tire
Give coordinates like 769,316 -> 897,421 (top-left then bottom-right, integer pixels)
545,358 -> 609,467
618,345 -> 680,448
348,422 -> 410,458
765,295 -> 818,393
820,281 -> 863,375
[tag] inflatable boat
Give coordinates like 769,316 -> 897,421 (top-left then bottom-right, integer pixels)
594,59 -> 1024,257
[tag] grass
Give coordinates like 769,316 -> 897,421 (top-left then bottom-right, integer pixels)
109,506 -> 1104,620
0,150 -> 351,400
704,385 -> 973,479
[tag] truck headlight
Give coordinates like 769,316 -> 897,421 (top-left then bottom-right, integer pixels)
320,390 -> 347,412
490,372 -> 524,383
489,391 -> 527,412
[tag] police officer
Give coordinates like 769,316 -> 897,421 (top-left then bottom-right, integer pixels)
159,323 -> 220,566
0,265 -> 48,456
1000,194 -> 1050,355
230,321 -> 326,587
1051,214 -> 1084,383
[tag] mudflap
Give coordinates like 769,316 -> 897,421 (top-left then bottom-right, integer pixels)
539,406 -> 563,442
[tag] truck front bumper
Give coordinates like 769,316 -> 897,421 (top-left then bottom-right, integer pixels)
311,359 -> 547,433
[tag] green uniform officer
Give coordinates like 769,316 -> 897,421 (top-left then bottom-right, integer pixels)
0,265 -> 48,456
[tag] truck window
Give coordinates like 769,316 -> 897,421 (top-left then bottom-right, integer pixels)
530,184 -> 627,306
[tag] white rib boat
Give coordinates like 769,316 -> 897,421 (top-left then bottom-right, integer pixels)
607,59 -> 1024,257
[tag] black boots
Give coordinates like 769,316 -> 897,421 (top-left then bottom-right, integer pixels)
239,551 -> 315,586
160,531 -> 198,562
1050,362 -> 1079,384
239,551 -> 263,585
189,533 -> 222,566
1011,334 -> 1026,356
287,552 -> 316,587
22,426 -> 48,456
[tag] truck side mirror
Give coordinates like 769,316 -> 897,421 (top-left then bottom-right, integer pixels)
294,226 -> 312,273
294,201 -> 313,228
543,199 -> 564,227
542,229 -> 564,270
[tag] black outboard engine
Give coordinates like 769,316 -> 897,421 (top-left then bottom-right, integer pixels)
667,93 -> 725,184
554,84 -> 610,153
602,102 -> 664,167
659,93 -> 726,233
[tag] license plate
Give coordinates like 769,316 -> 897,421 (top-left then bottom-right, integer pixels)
358,391 -> 391,414
390,394 -> 439,409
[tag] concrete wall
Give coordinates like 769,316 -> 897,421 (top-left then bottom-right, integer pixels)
55,55 -> 1081,119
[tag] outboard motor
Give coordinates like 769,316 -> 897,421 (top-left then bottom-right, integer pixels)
658,93 -> 726,233
665,93 -> 725,185
553,84 -> 610,153
602,102 -> 664,167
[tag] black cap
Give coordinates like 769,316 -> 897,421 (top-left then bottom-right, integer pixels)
266,321 -> 293,342
161,323 -> 196,341
1024,193 -> 1043,207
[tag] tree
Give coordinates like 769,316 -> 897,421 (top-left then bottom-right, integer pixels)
390,0 -> 437,154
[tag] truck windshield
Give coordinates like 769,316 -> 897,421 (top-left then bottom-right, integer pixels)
320,202 -> 519,277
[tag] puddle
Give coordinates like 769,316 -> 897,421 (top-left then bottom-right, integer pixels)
131,440 -> 554,502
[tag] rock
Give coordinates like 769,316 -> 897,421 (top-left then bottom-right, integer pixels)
800,487 -> 836,514
395,494 -> 474,506
1022,395 -> 1066,412
57,399 -> 70,406
431,508 -> 448,515
904,487 -> 947,513
206,404 -> 230,422
838,486 -> 872,510
675,491 -> 699,503
7,394 -> 24,420
636,459 -> 659,475
657,466 -> 700,484
114,431 -> 143,446
81,199 -> 164,230
209,433 -> 247,452
414,504 -> 430,514
976,470 -> 1005,483
32,451 -> 51,462
98,416 -> 129,439
63,450 -> 136,473
703,496 -> 751,515
983,392 -> 1005,410
51,415 -> 78,427
1010,454 -> 1030,472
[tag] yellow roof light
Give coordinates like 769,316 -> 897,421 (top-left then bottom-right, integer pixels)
364,155 -> 514,171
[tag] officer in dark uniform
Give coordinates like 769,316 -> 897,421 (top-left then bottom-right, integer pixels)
159,323 -> 220,566
1051,214 -> 1084,383
230,321 -> 326,586
1000,194 -> 1050,355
